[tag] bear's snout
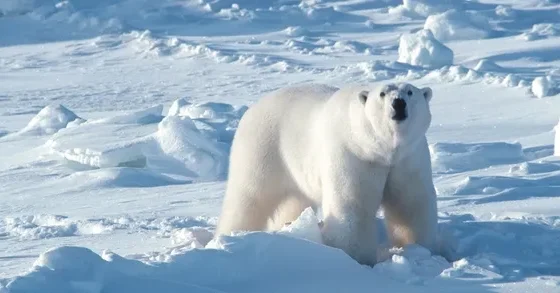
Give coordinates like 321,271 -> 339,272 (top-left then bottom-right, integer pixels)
391,98 -> 407,121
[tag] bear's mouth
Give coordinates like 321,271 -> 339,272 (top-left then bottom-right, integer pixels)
392,111 -> 407,122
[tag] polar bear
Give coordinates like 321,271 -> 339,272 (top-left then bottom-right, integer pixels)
215,82 -> 438,266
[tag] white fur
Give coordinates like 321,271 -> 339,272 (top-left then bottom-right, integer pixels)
215,82 -> 438,266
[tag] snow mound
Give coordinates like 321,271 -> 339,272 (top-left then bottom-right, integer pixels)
167,99 -> 247,144
168,100 -> 240,120
531,76 -> 554,98
397,29 -> 453,68
509,161 -> 560,175
283,26 -> 309,37
18,104 -> 83,136
424,10 -> 492,41
494,5 -> 515,18
521,23 -> 560,41
278,207 -> 323,244
430,142 -> 525,174
156,116 -> 229,181
401,0 -> 454,17
171,226 -> 215,247
473,59 -> 504,72
314,40 -> 372,54
167,98 -> 192,116
501,74 -> 521,87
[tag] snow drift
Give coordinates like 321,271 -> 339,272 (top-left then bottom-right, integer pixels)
44,100 -> 244,182
1,209 -> 492,293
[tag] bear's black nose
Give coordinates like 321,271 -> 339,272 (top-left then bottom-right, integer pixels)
391,98 -> 407,121
392,98 -> 406,110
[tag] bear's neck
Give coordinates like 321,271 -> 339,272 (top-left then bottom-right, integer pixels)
347,113 -> 424,166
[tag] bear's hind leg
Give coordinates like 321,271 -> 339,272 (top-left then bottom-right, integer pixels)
215,187 -> 284,236
267,195 -> 314,231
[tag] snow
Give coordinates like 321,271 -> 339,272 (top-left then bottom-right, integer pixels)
401,0 -> 454,17
16,104 -> 83,136
1,0 -> 560,292
155,115 -> 229,181
531,76 -> 554,98
521,23 -> 560,41
474,59 -> 504,72
397,29 -> 454,68
555,119 -> 560,157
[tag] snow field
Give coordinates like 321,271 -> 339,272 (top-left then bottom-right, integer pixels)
1,0 -> 560,292
0,210 -> 502,293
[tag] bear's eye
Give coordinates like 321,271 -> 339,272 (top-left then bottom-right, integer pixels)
379,92 -> 385,98
407,90 -> 413,96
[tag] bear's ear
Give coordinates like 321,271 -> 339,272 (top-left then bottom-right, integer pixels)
358,91 -> 369,104
422,87 -> 433,102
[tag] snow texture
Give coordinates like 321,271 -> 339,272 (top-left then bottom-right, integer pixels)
1,0 -> 560,292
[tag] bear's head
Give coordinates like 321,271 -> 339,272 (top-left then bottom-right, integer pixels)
356,82 -> 433,156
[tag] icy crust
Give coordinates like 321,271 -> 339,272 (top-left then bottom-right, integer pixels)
0,214 -> 214,241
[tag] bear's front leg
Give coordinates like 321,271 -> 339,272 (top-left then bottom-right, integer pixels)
320,159 -> 389,267
382,143 -> 438,253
